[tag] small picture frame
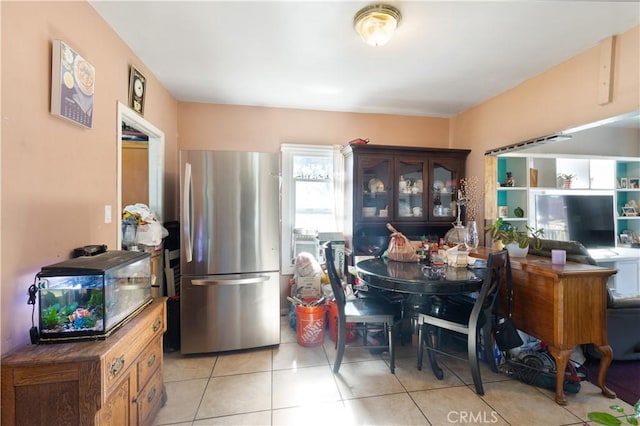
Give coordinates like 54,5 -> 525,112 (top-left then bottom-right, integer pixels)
630,178 -> 640,189
620,178 -> 628,189
622,206 -> 637,216
128,66 -> 146,115
620,234 -> 631,245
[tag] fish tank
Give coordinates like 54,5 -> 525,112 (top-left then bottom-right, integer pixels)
35,250 -> 152,343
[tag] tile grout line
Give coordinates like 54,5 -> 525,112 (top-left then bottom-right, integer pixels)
190,355 -> 220,424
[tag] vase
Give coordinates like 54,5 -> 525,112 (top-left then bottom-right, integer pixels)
506,242 -> 528,258
465,220 -> 479,249
444,224 -> 466,245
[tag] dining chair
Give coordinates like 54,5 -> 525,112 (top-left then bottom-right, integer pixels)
324,242 -> 396,374
416,250 -> 509,395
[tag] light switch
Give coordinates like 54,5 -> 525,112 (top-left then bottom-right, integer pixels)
105,205 -> 112,223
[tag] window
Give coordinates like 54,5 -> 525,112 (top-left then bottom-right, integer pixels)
281,144 -> 343,274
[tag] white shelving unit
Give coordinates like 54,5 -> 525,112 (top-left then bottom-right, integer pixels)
616,159 -> 640,244
495,154 -> 640,245
496,157 -> 529,227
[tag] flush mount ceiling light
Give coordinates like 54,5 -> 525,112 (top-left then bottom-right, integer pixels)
353,4 -> 401,47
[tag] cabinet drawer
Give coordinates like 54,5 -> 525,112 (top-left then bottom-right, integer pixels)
104,304 -> 165,392
136,368 -> 164,426
137,337 -> 162,391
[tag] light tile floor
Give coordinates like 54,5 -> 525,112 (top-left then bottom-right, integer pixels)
154,317 -> 633,425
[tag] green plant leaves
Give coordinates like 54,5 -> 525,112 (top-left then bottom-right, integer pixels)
587,412 -> 621,426
587,401 -> 640,426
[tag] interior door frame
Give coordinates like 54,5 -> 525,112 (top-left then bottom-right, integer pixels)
116,101 -> 165,248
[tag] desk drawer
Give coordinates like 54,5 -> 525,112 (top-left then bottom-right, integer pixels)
137,368 -> 164,425
138,337 -> 162,391
104,303 -> 166,393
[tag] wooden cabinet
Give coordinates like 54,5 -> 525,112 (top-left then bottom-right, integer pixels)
473,248 -> 617,405
1,298 -> 166,426
343,144 -> 469,255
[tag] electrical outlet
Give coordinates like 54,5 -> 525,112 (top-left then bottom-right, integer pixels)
105,205 -> 112,223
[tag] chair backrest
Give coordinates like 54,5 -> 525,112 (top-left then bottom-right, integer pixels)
324,242 -> 346,312
470,250 -> 509,319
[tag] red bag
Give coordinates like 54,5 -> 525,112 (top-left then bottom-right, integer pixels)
386,223 -> 420,262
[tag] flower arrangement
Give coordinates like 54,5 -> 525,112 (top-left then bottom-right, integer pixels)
459,176 -> 481,222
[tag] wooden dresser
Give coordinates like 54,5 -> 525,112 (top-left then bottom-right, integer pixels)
1,298 -> 166,426
472,248 -> 617,405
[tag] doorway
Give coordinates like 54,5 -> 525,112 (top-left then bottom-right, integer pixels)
122,125 -> 149,207
117,102 -> 165,248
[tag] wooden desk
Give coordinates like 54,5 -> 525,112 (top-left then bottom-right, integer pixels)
472,248 -> 617,405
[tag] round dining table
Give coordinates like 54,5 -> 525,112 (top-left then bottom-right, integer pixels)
356,256 -> 493,384
355,257 -> 484,295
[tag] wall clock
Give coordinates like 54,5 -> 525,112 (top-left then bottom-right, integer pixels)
128,66 -> 146,115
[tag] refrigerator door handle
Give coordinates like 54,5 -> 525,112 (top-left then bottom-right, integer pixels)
183,162 -> 194,263
191,275 -> 270,286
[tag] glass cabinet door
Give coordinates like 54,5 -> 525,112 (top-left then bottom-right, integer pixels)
358,156 -> 391,221
430,159 -> 461,221
396,158 -> 426,220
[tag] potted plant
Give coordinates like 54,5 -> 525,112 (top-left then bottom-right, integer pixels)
485,218 -> 544,257
557,173 -> 577,188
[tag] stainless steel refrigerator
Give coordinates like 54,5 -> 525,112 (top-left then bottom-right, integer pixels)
180,150 -> 280,354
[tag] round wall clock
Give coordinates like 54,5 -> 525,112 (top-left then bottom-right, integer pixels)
134,77 -> 144,98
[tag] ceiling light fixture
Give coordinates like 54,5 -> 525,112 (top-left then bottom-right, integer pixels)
353,4 -> 401,47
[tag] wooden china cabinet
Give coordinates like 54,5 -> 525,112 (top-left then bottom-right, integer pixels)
342,144 -> 470,256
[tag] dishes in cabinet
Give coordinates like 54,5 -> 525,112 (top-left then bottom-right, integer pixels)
368,178 -> 385,193
362,207 -> 377,217
399,202 -> 411,217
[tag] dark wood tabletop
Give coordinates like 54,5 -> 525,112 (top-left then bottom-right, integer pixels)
356,257 -> 484,295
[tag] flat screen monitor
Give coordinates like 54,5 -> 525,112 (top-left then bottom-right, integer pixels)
534,194 -> 615,248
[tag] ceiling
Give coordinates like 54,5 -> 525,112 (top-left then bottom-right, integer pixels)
90,1 -> 639,118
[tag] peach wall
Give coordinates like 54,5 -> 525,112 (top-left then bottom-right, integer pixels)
177,103 -> 451,153
452,26 -> 639,224
1,1 -> 178,353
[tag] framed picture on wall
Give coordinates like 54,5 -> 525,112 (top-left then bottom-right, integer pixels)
620,178 -> 628,188
50,40 -> 95,128
128,66 -> 146,115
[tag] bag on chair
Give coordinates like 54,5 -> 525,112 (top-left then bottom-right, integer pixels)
495,317 -> 523,351
385,223 -> 419,262
495,255 -> 524,351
